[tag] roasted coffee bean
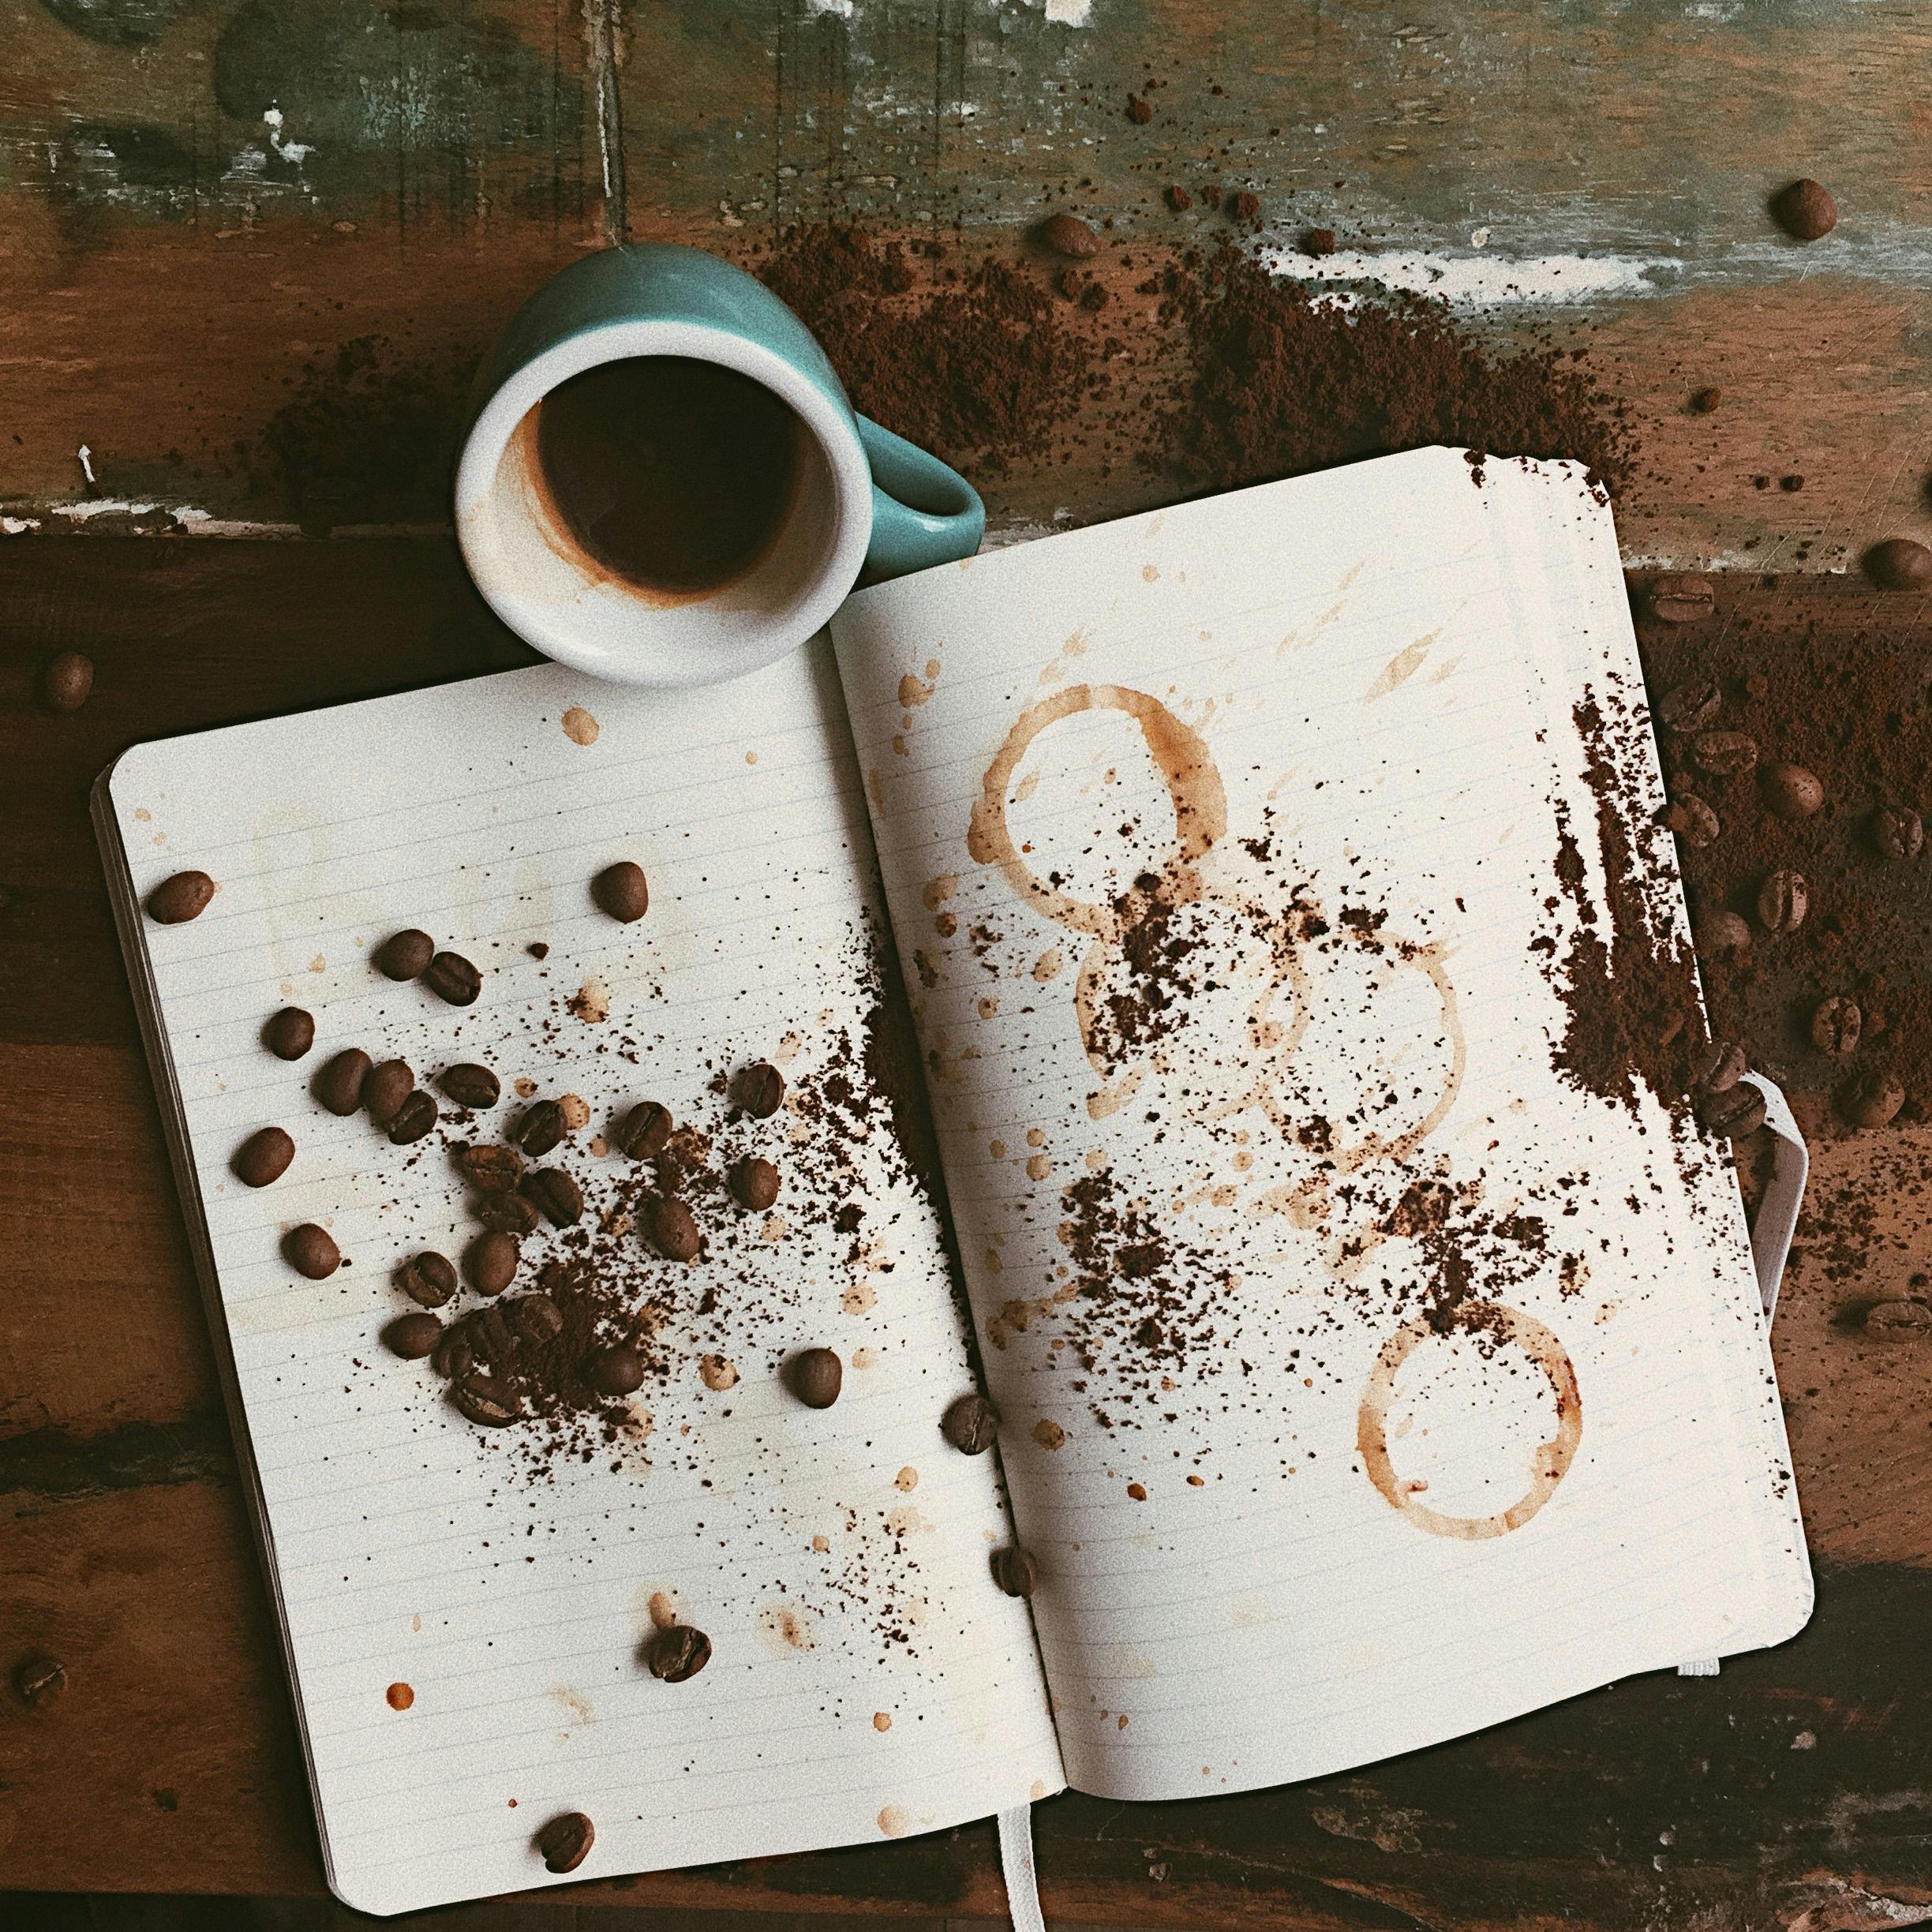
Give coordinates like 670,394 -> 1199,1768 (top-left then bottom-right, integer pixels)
522,1166 -> 584,1227
592,860 -> 650,923
990,1546 -> 1039,1598
942,1392 -> 999,1455
1698,1082 -> 1765,1140
1811,996 -> 1862,1057
374,928 -> 435,981
730,1156 -> 780,1211
1695,908 -> 1752,957
283,1223 -> 340,1280
399,1250 -> 458,1308
148,870 -> 215,924
1657,679 -> 1721,733
1689,386 -> 1722,414
537,1810 -> 595,1874
1864,1300 -> 1932,1342
387,1090 -> 438,1146
315,1047 -> 373,1116
459,1144 -> 523,1192
1760,762 -> 1824,820
644,1195 -> 701,1262
41,650 -> 94,712
1649,575 -> 1715,624
1304,226 -> 1336,255
512,1099 -> 566,1157
1840,1069 -> 1905,1129
1039,211 -> 1099,257
734,1061 -> 785,1118
439,1062 -> 501,1109
234,1126 -> 294,1188
1773,176 -> 1837,242
787,1347 -> 842,1409
1870,805 -> 1924,860
646,1624 -> 712,1683
1865,537 -> 1932,590
1756,867 -> 1809,934
614,1100 -> 673,1160
466,1230 -> 521,1297
508,1293 -> 564,1343
384,1312 -> 443,1359
263,1006 -> 315,1061
14,1653 -> 66,1705
1692,730 -> 1758,777
430,1325 -> 475,1380
452,1371 -> 519,1426
1661,795 -> 1721,848
475,1188 -> 540,1235
424,949 -> 481,1005
361,1057 -> 414,1129
1687,1039 -> 1747,1096
472,1305 -> 516,1367
586,1342 -> 645,1397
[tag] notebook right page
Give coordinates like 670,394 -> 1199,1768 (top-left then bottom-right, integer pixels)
831,448 -> 1811,1800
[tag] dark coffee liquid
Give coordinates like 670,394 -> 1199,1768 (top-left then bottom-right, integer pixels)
534,356 -> 800,595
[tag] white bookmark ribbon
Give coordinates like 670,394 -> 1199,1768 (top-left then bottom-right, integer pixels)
998,1803 -> 1047,1932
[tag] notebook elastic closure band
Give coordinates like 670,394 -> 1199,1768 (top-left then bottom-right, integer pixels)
999,1804 -> 1047,1932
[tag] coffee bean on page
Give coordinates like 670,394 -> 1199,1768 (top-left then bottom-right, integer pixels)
1864,537 -> 1932,590
522,1167 -> 584,1226
384,1312 -> 443,1359
1698,1081 -> 1765,1139
1864,1300 -> 1932,1342
1757,867 -> 1809,934
452,1372 -> 519,1427
147,871 -> 215,924
430,1324 -> 475,1380
942,1392 -> 999,1455
1661,795 -> 1721,848
283,1223 -> 340,1280
439,1062 -> 500,1110
1840,1069 -> 1905,1129
1649,575 -> 1715,625
234,1126 -> 294,1188
592,860 -> 650,923
41,650 -> 94,712
361,1058 -> 414,1129
262,1006 -> 315,1061
646,1625 -> 712,1683
787,1347 -> 842,1409
471,1305 -> 516,1367
399,1251 -> 459,1308
644,1195 -> 701,1262
1761,762 -> 1824,819
1695,908 -> 1752,958
314,1048 -> 373,1117
1692,730 -> 1758,777
1657,680 -> 1721,734
373,929 -> 435,981
1870,806 -> 1924,860
1811,997 -> 1862,1057
1687,1039 -> 1747,1095
586,1343 -> 645,1397
512,1099 -> 566,1157
387,1090 -> 438,1146
459,1144 -> 523,1193
537,1810 -> 594,1874
990,1547 -> 1039,1598
508,1293 -> 564,1343
466,1230 -> 521,1297
14,1652 -> 66,1705
424,950 -> 481,1005
474,1187 -> 540,1236
614,1100 -> 673,1160
733,1061 -> 785,1118
1773,177 -> 1837,242
730,1157 -> 780,1211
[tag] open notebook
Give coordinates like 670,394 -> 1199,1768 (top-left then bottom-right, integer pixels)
97,448 -> 1811,1915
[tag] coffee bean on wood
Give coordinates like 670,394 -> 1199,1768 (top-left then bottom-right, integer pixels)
1039,212 -> 1099,257
439,1062 -> 500,1109
384,1312 -> 443,1359
374,929 -> 435,981
475,1189 -> 540,1235
1688,1039 -> 1747,1095
41,650 -> 94,712
1692,731 -> 1758,776
1773,177 -> 1837,242
315,1047 -> 373,1116
1840,1069 -> 1905,1129
788,1347 -> 842,1408
592,861 -> 650,923
361,1058 -> 414,1128
1756,868 -> 1808,934
615,1101 -> 673,1160
646,1625 -> 712,1683
424,950 -> 481,1005
460,1144 -> 522,1192
234,1126 -> 294,1187
399,1251 -> 458,1307
522,1167 -> 584,1226
1870,806 -> 1923,860
990,1547 -> 1039,1597
387,1090 -> 438,1146
452,1371 -> 519,1426
466,1230 -> 521,1297
537,1811 -> 595,1874
1811,997 -> 1862,1056
263,1006 -> 315,1060
1661,795 -> 1720,848
1698,1082 -> 1765,1140
942,1392 -> 999,1454
1864,1300 -> 1932,1342
1760,762 -> 1823,819
734,1061 -> 785,1118
1696,908 -> 1752,957
283,1223 -> 340,1279
1657,680 -> 1721,733
148,871 -> 215,924
513,1099 -> 566,1157
730,1157 -> 780,1211
645,1195 -> 701,1261
1864,537 -> 1932,590
1649,576 -> 1715,624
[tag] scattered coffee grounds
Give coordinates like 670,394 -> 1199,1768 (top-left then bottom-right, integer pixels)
263,1006 -> 314,1061
787,1346 -> 843,1408
1153,240 -> 1631,504
13,1653 -> 66,1705
315,1047 -> 372,1116
147,871 -> 215,925
592,860 -> 650,923
1865,537 -> 1932,590
41,651 -> 93,712
284,1223 -> 341,1280
233,1126 -> 294,1188
374,929 -> 434,981
646,1625 -> 711,1683
536,1810 -> 594,1874
1772,177 -> 1837,242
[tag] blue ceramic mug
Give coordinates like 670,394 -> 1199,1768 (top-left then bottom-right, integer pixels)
455,243 -> 984,687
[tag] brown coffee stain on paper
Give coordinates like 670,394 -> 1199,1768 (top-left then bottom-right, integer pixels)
560,706 -> 600,746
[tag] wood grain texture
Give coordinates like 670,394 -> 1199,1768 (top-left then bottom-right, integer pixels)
0,1 -> 1928,564
5,539 -> 1932,1926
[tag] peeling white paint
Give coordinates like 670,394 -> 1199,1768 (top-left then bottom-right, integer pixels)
2,516 -> 41,535
1261,243 -> 1672,305
1044,0 -> 1094,23
77,444 -> 95,488
804,0 -> 855,13
263,104 -> 316,167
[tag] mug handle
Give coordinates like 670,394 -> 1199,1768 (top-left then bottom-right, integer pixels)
856,414 -> 985,581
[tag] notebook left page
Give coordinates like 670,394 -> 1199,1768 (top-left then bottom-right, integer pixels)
97,642 -> 1061,1916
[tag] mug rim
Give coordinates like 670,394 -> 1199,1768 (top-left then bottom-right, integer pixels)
454,319 -> 874,687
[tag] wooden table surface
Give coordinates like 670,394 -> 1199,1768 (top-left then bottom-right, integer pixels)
5,3 -> 1932,1927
